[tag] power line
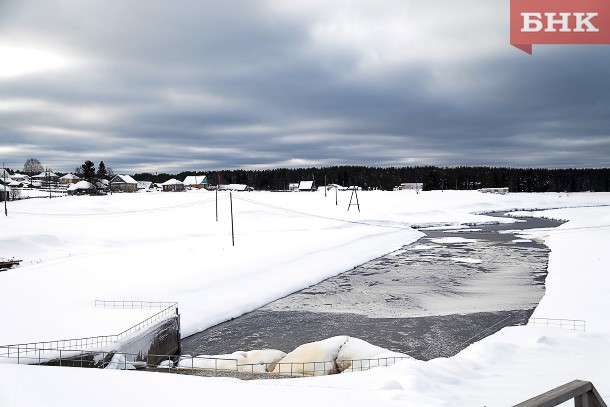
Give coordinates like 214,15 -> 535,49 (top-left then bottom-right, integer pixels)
232,195 -> 410,231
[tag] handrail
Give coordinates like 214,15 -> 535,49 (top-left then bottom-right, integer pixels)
528,317 -> 586,331
0,301 -> 178,357
0,348 -> 411,379
514,380 -> 607,407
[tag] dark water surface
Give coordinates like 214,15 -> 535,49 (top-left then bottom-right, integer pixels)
182,213 -> 564,360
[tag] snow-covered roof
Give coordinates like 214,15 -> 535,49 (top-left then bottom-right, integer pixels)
224,184 -> 249,191
60,173 -> 81,180
11,173 -> 30,181
162,178 -> 184,185
111,174 -> 137,184
33,171 -> 58,178
137,181 -> 153,189
67,181 -> 94,190
183,175 -> 208,185
298,181 -> 314,190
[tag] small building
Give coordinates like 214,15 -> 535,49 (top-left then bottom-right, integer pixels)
32,171 -> 59,184
110,174 -> 138,193
478,187 -> 509,195
162,178 -> 185,192
298,181 -> 315,191
183,175 -> 209,189
10,173 -> 30,183
219,184 -> 252,191
137,181 -> 159,192
67,181 -> 95,195
396,183 -> 422,191
59,173 -> 81,185
288,183 -> 299,192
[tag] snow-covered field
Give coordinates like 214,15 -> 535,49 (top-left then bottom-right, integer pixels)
1,190 -> 609,406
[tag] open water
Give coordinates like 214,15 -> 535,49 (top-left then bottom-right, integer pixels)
182,213 -> 563,360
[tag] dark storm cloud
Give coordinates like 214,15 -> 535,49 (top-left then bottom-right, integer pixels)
1,0 -> 609,173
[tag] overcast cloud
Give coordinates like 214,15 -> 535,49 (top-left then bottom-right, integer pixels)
1,0 -> 609,173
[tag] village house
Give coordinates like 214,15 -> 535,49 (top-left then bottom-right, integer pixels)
219,184 -> 252,191
10,173 -> 30,184
32,171 -> 59,185
67,181 -> 95,195
183,175 -> 209,189
59,173 -> 81,185
298,180 -> 315,191
162,178 -> 185,192
110,174 -> 138,192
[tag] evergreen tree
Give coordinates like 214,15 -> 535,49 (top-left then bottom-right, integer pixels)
81,160 -> 96,182
97,161 -> 108,180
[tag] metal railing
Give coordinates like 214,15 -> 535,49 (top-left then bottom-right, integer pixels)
0,301 -> 178,359
515,379 -> 607,407
0,348 -> 411,380
94,300 -> 176,309
528,317 -> 586,331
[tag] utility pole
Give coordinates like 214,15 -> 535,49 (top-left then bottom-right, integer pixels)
3,163 -> 7,216
347,186 -> 360,212
335,187 -> 338,206
47,168 -> 51,199
229,192 -> 234,246
324,175 -> 327,197
216,173 -> 220,222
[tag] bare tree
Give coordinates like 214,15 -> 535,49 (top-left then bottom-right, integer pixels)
23,158 -> 43,176
9,188 -> 21,201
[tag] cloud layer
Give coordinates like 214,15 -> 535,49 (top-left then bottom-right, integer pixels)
1,0 -> 609,173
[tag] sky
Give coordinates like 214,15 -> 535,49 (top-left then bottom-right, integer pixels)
1,0 -> 609,174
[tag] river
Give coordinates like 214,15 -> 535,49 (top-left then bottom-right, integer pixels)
182,213 -> 563,360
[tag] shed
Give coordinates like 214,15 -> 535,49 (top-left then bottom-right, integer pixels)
110,174 -> 138,192
162,179 -> 185,192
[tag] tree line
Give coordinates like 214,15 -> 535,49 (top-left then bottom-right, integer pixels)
133,166 -> 610,192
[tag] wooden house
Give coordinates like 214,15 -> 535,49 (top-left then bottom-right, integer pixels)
110,174 -> 138,192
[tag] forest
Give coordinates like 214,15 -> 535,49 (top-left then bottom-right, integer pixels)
133,166 -> 610,192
